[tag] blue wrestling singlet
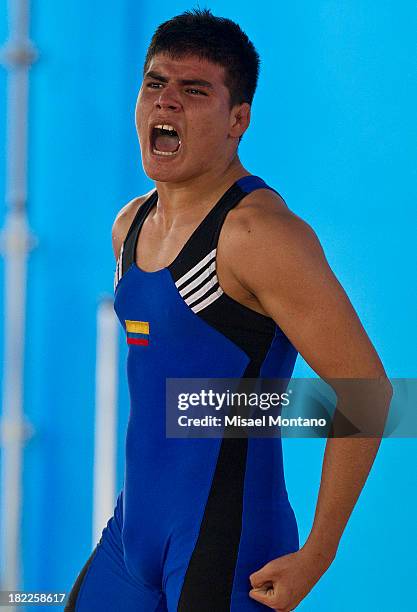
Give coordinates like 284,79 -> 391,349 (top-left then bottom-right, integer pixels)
66,175 -> 300,611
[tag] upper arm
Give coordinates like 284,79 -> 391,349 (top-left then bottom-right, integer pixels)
229,205 -> 387,380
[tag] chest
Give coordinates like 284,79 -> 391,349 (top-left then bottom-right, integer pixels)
117,181 -> 279,318
135,217 -> 196,272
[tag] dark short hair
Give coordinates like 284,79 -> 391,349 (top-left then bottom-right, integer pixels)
143,8 -> 260,108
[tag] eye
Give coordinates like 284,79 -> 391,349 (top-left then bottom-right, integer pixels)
186,88 -> 207,96
146,82 -> 162,89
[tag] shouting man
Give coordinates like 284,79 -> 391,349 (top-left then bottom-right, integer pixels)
67,8 -> 391,612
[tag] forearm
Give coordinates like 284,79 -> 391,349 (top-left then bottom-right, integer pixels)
302,436 -> 382,562
302,378 -> 392,562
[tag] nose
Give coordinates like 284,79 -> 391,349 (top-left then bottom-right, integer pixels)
155,87 -> 181,112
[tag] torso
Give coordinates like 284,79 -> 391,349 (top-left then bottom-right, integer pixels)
111,175 -> 300,600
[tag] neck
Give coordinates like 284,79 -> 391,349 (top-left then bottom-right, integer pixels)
152,156 -> 250,226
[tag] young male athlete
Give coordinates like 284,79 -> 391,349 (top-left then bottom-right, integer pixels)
66,9 -> 392,611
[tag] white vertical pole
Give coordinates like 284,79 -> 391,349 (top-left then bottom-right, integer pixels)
92,297 -> 119,548
0,0 -> 37,599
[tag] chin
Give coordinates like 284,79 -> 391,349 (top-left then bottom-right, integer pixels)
142,165 -> 179,183
142,159 -> 192,184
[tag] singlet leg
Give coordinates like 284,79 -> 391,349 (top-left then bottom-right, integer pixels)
65,542 -> 167,611
65,547 -> 98,611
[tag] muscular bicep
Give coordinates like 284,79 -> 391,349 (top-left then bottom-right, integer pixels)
236,212 -> 386,379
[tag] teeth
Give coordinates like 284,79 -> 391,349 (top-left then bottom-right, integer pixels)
154,124 -> 176,132
152,148 -> 178,156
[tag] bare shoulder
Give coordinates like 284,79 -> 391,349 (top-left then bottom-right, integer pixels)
111,188 -> 155,259
222,187 -> 321,263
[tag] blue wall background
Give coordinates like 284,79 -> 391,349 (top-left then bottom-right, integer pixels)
0,1 -> 416,610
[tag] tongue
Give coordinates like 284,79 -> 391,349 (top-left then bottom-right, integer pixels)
154,134 -> 180,153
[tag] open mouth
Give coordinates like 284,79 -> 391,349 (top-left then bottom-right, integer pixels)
151,124 -> 182,157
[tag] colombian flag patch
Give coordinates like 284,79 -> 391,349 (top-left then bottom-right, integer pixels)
125,320 -> 150,346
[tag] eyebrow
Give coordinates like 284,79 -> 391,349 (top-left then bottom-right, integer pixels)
144,70 -> 214,89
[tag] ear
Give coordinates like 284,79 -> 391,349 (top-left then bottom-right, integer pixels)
229,102 -> 251,138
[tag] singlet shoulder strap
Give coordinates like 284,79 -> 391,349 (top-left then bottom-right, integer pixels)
120,190 -> 158,274
169,175 -> 280,282
211,175 -> 281,247
167,175 -> 281,367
